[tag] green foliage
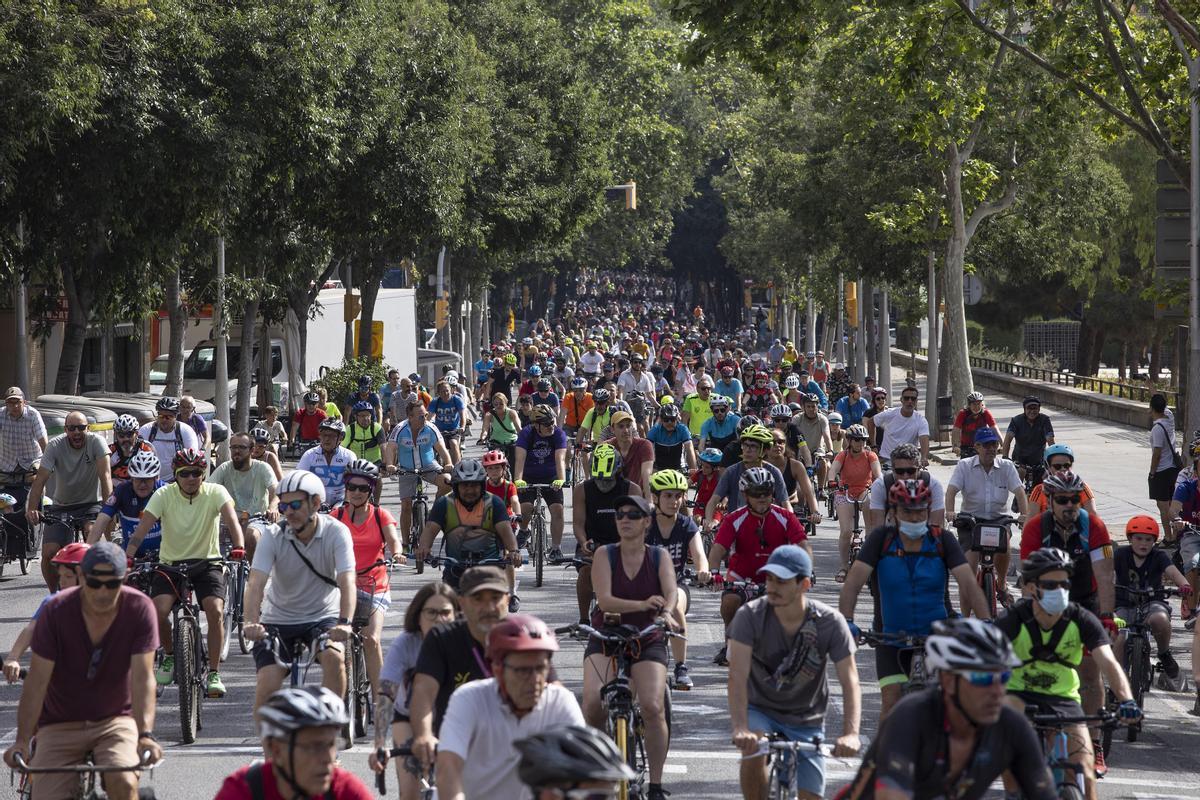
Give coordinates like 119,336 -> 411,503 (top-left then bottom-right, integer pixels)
310,356 -> 392,408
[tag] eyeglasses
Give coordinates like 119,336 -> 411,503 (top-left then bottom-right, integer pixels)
278,499 -> 307,512
1053,494 -> 1082,505
1037,579 -> 1072,591
229,444 -> 250,451
892,467 -> 918,476
1048,462 -> 1072,471
65,424 -> 88,432
504,661 -> 551,679
86,576 -> 122,590
421,607 -> 456,619
958,670 -> 1012,687
176,469 -> 204,479
345,482 -> 373,493
614,510 -> 648,520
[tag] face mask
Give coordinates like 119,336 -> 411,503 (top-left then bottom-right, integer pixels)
1038,587 -> 1069,615
898,519 -> 927,539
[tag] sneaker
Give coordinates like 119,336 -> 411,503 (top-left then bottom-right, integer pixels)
1161,650 -> 1181,679
155,655 -> 175,686
672,663 -> 693,691
713,646 -> 728,666
1093,745 -> 1107,778
508,595 -> 521,613
206,671 -> 227,698
647,785 -> 670,800
548,547 -> 564,561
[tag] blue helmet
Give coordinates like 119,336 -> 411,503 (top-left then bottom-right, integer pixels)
529,365 -> 543,377
699,448 -> 723,464
352,400 -> 373,414
1043,443 -> 1074,464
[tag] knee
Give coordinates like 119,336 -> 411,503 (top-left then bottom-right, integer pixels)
320,649 -> 345,673
581,694 -> 604,723
104,770 -> 138,797
640,693 -> 664,719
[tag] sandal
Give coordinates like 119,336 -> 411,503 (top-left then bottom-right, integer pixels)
834,567 -> 848,583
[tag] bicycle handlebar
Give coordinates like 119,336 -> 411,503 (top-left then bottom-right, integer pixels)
13,749 -> 161,773
1026,708 -> 1119,729
859,631 -> 928,648
554,619 -> 685,643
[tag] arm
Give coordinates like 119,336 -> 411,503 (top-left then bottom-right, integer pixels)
703,488 -> 725,531
1094,555 -> 1116,615
1092,644 -> 1134,702
23,467 -> 51,524
417,521 -> 442,562
331,569 -> 355,641
88,511 -> 115,544
828,456 -> 843,483
865,417 -> 876,444
554,446 -> 567,483
944,485 -> 958,517
833,653 -> 862,756
243,569 -> 269,628
919,434 -> 930,465
950,563 -> 991,619
408,673 -> 441,764
1151,447 -> 1162,474
687,532 -> 709,581
435,751 -> 466,800
219,502 -> 244,551
951,424 -> 961,449
727,639 -> 760,755
1001,431 -> 1014,459
125,511 -> 161,557
97,452 -> 113,504
683,439 -> 697,471
838,561 -> 873,620
5,654 -> 52,763
3,622 -> 35,682
639,459 -> 652,500
433,438 -> 452,469
382,523 -> 403,564
130,650 -> 162,763
795,461 -> 819,519
513,446 -> 528,483
1166,563 -> 1190,589
657,549 -> 678,620
1013,486 -> 1030,524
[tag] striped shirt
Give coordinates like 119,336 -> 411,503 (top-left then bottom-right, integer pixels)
0,406 -> 47,473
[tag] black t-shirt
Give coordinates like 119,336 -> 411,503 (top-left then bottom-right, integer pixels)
413,621 -> 489,733
1007,413 -> 1054,464
646,514 -> 699,573
488,367 -> 522,402
1113,545 -> 1173,609
844,688 -> 1055,800
863,407 -> 885,449
720,440 -> 742,469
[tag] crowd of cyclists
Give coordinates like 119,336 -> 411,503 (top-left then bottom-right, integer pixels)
0,290 -> 1196,800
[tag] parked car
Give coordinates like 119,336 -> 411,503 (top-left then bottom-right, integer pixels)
32,396 -> 119,443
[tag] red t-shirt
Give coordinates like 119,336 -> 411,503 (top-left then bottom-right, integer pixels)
486,479 -> 519,509
690,469 -> 720,510
1019,511 -> 1113,600
30,586 -> 158,726
214,763 -> 373,800
331,504 -> 396,593
293,408 -> 327,441
607,437 -> 653,487
714,505 -> 807,580
952,408 -> 997,446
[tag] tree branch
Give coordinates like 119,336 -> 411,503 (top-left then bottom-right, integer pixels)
1155,0 -> 1200,52
965,176 -> 1018,242
1103,0 -> 1148,74
961,35 -> 1009,163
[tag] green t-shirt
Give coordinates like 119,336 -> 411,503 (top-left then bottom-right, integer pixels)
207,460 -> 275,515
580,406 -> 613,439
681,393 -> 713,437
343,422 -> 383,462
42,433 -> 108,505
145,482 -> 233,563
996,600 -> 1109,702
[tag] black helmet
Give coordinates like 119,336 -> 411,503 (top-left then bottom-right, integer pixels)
1021,547 -> 1075,583
156,396 -> 180,415
658,403 -> 680,421
515,725 -> 636,788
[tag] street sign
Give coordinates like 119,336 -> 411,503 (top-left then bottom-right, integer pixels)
1157,187 -> 1191,213
963,273 -> 983,305
1156,216 -> 1190,266
352,320 -> 384,359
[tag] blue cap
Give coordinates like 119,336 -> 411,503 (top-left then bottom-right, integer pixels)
757,545 -> 812,580
974,427 -> 1001,445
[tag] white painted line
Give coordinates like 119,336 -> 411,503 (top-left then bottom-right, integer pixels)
662,764 -> 687,775
0,727 -> 15,746
1102,776 -> 1200,790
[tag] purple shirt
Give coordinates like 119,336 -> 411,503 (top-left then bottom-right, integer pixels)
30,586 -> 158,726
514,425 -> 568,482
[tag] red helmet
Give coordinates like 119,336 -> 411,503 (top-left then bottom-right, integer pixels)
482,450 -> 508,468
486,614 -> 559,664
888,478 -> 932,509
1125,514 -> 1160,540
51,542 -> 91,566
172,447 -> 207,472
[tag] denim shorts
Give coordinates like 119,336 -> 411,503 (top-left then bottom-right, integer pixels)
745,706 -> 825,797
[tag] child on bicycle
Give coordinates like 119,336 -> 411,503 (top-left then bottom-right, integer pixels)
482,449 -> 523,611
690,448 -> 723,526
1113,515 -> 1191,689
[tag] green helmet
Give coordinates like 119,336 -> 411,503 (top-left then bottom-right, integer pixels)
739,424 -> 774,445
590,443 -> 622,480
649,469 -> 689,494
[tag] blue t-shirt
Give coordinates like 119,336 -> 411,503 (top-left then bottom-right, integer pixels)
647,422 -> 693,447
390,422 -> 445,471
345,391 -> 382,422
474,358 -> 492,381
835,396 -> 870,427
714,378 -> 743,403
530,391 -> 560,409
514,425 -> 568,482
1174,478 -> 1200,524
802,380 -> 828,409
99,480 -> 164,556
701,414 -> 740,443
428,395 -> 466,434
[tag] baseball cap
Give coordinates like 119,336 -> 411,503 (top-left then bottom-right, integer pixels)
4,387 -> 23,401
614,495 -> 653,515
973,427 -> 1001,445
757,545 -> 813,580
459,566 -> 509,596
610,410 -> 634,427
80,540 -> 128,578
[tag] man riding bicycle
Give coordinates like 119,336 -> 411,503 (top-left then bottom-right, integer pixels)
297,417 -> 357,509
787,395 -> 833,489
139,396 -> 200,481
108,414 -> 154,486
1002,395 -> 1055,488
646,402 -> 697,473
385,399 -> 453,551
90,449 -> 164,558
208,431 -> 279,562
428,380 -> 467,465
513,404 -> 568,562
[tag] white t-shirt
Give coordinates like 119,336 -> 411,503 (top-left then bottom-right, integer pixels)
439,679 -> 585,800
137,421 -> 199,481
579,351 -> 605,375
872,407 -> 930,461
869,473 -> 946,513
1151,417 -> 1178,474
617,369 -> 656,397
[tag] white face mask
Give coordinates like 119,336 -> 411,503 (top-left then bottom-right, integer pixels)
898,519 -> 927,539
1038,587 -> 1070,615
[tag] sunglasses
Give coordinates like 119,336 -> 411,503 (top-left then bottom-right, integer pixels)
1053,494 -> 1082,505
745,489 -> 773,499
893,467 -> 918,476
614,510 -> 648,520
345,482 -> 373,493
176,469 -> 204,479
65,424 -> 88,432
86,576 -> 122,590
86,646 -> 105,681
959,670 -> 1012,687
1047,462 -> 1072,470
1037,579 -> 1072,591
278,499 -> 307,512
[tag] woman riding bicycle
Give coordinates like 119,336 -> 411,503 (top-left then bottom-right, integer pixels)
829,425 -> 882,582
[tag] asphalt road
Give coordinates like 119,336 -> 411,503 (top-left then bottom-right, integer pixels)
3,384 -> 1200,799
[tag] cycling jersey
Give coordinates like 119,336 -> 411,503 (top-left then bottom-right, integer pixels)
1006,413 -> 1054,464
292,408 -> 327,441
952,408 -> 997,447
1019,510 -> 1112,607
296,445 -> 356,507
713,378 -> 743,404
428,395 -> 465,435
99,480 -> 164,556
690,469 -> 719,512
834,395 -> 869,427
995,599 -> 1108,703
857,525 -> 966,636
743,387 -> 773,416
580,405 -> 614,439
700,413 -> 740,450
562,392 -> 594,429
646,514 -> 699,573
646,422 -> 691,471
214,761 -> 372,800
389,420 -> 445,471
342,421 -> 383,462
714,504 -> 806,580
108,440 -> 154,483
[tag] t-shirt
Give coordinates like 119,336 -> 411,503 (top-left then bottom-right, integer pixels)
871,407 -> 930,461
429,395 -> 466,434
857,525 -> 967,635
488,366 -> 522,401
331,504 -> 396,593
380,630 -> 423,716
1113,545 -> 1173,609
390,421 -> 446,471
99,480 -> 164,555
297,446 -> 357,507
292,409 -> 327,442
727,597 -> 854,727
485,480 -> 519,509
715,460 -> 789,512
1151,417 -> 1178,473
700,413 -> 740,448
563,393 -> 594,428
439,680 -> 585,800
713,378 -> 743,404
207,460 -> 276,515
413,621 -> 490,732
579,350 -> 605,375
213,763 -> 372,800
617,370 -> 656,397
646,422 -> 692,471
834,396 -> 870,427
41,433 -> 109,505
30,586 -> 158,727
953,408 -> 997,446
1006,413 -> 1054,464
832,449 -> 879,496
681,393 -> 714,436
646,514 -> 699,573
1019,511 -> 1113,605
515,425 -> 568,483
787,414 -> 829,456
252,515 -> 356,625
144,482 -> 233,563
995,600 -> 1108,702
138,421 -> 200,482
714,504 -> 807,580
607,437 -> 654,488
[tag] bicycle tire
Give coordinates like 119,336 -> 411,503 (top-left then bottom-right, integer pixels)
534,509 -> 547,588
177,619 -> 200,744
1057,783 -> 1085,800
980,568 -> 997,620
352,638 -> 369,737
1128,635 -> 1146,742
343,644 -> 359,742
220,572 -> 235,662
235,567 -> 251,654
413,499 -> 426,575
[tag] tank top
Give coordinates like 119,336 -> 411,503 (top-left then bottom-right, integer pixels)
489,410 -> 518,444
771,458 -> 797,497
582,477 -> 636,546
591,544 -> 664,630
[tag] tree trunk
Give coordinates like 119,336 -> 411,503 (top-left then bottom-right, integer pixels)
1119,340 -> 1129,380
165,264 -> 186,397
1076,317 -> 1094,376
54,247 -> 100,395
257,319 -> 273,412
878,287 -> 892,396
235,296 -> 259,431
358,256 -> 384,362
101,322 -> 115,392
943,148 -> 975,410
1150,329 -> 1163,380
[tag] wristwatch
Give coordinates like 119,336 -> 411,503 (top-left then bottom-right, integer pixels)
138,731 -> 157,742
338,617 -> 351,625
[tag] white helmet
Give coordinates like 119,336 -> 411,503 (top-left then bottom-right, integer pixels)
784,375 -> 800,389
277,470 -> 326,504
126,450 -> 161,480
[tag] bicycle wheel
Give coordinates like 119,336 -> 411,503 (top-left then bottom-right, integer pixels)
534,509 -> 547,588
352,638 -> 369,737
1128,636 -> 1146,742
1058,784 -> 1085,800
413,500 -> 426,575
979,568 -> 997,620
235,567 -> 251,654
176,619 -> 200,744
343,644 -> 359,742
220,576 -> 234,662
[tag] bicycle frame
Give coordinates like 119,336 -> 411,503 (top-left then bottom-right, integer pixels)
524,484 -> 553,588
1028,710 -> 1117,798
861,632 -> 929,694
954,514 -> 1015,617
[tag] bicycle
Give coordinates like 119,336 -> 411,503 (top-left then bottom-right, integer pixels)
859,631 -> 929,696
0,469 -> 38,576
392,467 -> 442,572
346,559 -> 391,743
953,513 -> 1016,617
1109,585 -> 1181,746
555,620 -> 682,800
424,553 -> 511,592
833,483 -> 867,583
521,483 -> 555,587
373,744 -> 435,799
1026,708 -> 1120,800
41,510 -> 97,545
744,734 -> 836,800
220,515 -> 266,660
11,750 -> 161,800
573,441 -> 596,490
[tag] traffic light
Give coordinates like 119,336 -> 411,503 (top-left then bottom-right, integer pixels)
344,291 -> 361,322
846,281 -> 858,328
435,298 -> 449,330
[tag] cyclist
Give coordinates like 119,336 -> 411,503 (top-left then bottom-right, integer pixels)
250,426 -> 284,481
742,371 -> 778,419
435,615 -> 583,800
518,365 -> 544,402
581,494 -> 677,800
26,410 -> 112,591
838,479 -> 990,718
951,391 -> 998,458
836,618 -> 1055,800
945,426 -> 1029,606
646,468 -> 709,690
108,414 -> 154,486
295,417 -> 355,509
90,450 -> 164,557
427,380 -> 466,465
680,376 -> 716,439
514,724 -> 636,800
513,404 -> 568,561
834,384 -> 869,433
342,374 -> 384,424
795,369 -> 828,410
550,351 -> 575,396
208,431 -> 279,561
1028,444 -> 1099,516
1002,395 -> 1055,488
616,351 -> 656,404
483,449 -> 524,525
865,442 -> 947,530
3,541 -> 88,683
579,340 -> 605,380
330,460 -> 402,697
996,548 -> 1141,800
380,370 -> 404,430
481,352 -> 523,406
646,402 -> 697,473
605,410 -> 654,498
714,365 -> 744,409
787,395 -> 833,488
260,405 -> 288,453
571,444 -> 642,624
126,447 -> 242,698
699,393 -> 740,453
825,362 -> 852,405
386,399 -> 453,551
703,426 -> 790,535
2,541 -> 163,800
866,385 -> 930,468
765,427 -> 821,520
531,378 -> 561,418
292,391 -> 328,445
343,399 -> 386,475
243,470 -> 354,712
578,387 -> 615,447
214,687 -> 372,799
690,448 -> 724,526
728,546 -> 861,800
829,424 -> 882,582
562,377 -> 594,440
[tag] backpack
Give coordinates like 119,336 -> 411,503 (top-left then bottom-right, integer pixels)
878,525 -> 948,563
1037,509 -> 1091,552
1014,600 -> 1071,666
246,762 -> 333,800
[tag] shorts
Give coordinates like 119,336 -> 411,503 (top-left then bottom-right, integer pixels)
518,486 -> 564,506
744,708 -> 826,797
1150,467 -> 1180,502
252,617 -> 340,671
29,716 -> 138,800
1180,530 -> 1200,572
396,470 -> 443,500
875,644 -> 921,689
584,631 -> 669,666
438,429 -> 461,441
355,589 -> 392,622
1115,601 -> 1171,626
1012,690 -> 1084,719
43,502 -> 101,547
150,560 -> 226,604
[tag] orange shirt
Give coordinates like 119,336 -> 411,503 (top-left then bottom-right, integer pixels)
1028,481 -> 1095,513
563,392 -> 595,428
833,449 -> 879,496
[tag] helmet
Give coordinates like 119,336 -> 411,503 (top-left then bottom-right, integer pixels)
1042,470 -> 1084,495
739,424 -> 773,444
504,353 -> 518,365
770,404 -> 792,421
1125,514 -> 1161,540
532,404 -> 556,425
737,415 -> 758,432
924,618 -> 1021,673
303,391 -> 321,405
250,426 -> 270,444
570,377 -> 587,389
344,459 -> 379,482
720,365 -> 735,376
888,478 -> 932,509
709,394 -> 731,410
658,403 -> 680,421
845,424 -> 869,441
446,375 -> 459,386
803,393 -> 820,405
590,443 -> 622,479
277,470 -> 327,503
1043,443 -> 1075,464
827,412 -> 843,425
482,449 -> 508,468
739,466 -> 775,494
515,725 -> 636,788
352,400 -> 373,414
529,365 -> 543,377
699,448 -> 723,464
172,447 -> 207,472
155,396 -> 180,414
114,414 -> 139,435
357,375 -> 372,389
788,402 -> 802,415
259,687 -> 349,739
784,375 -> 800,389
649,469 -> 689,493
533,379 -> 550,393
318,417 -> 345,434
966,391 -> 984,403
592,388 -> 611,404
754,370 -> 768,381
486,614 -> 559,663
51,542 -> 91,566
872,388 -> 888,399
451,458 -> 487,485
126,450 -> 162,480
523,337 -> 534,346
1021,547 -> 1074,582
